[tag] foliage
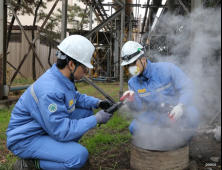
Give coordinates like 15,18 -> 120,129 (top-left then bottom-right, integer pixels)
11,77 -> 34,86
56,3 -> 95,33
7,0 -> 34,17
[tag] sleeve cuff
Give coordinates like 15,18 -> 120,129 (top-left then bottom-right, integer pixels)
93,98 -> 100,109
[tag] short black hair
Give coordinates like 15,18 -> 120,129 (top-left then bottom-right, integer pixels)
56,52 -> 79,69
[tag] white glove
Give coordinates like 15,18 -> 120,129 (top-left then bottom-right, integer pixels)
120,90 -> 135,101
169,104 -> 183,121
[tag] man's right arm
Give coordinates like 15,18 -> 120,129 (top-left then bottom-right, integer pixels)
120,84 -> 143,111
35,92 -> 97,142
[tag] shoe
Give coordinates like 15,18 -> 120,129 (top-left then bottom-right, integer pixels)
13,159 -> 36,170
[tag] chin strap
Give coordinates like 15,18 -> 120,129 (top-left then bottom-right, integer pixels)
139,59 -> 145,86
66,57 -> 79,83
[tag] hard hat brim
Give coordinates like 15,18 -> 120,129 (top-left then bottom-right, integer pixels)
121,51 -> 143,66
84,63 -> 93,69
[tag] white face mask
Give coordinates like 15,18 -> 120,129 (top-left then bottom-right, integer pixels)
129,66 -> 140,77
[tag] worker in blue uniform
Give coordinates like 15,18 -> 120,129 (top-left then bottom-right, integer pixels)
7,35 -> 114,170
120,41 -> 200,149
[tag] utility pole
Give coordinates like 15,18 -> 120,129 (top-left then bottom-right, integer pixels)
0,0 -> 7,99
168,0 -> 175,14
89,4 -> 93,79
119,0 -> 125,99
61,0 -> 67,40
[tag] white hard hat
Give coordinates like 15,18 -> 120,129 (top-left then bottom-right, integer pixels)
121,41 -> 144,66
57,35 -> 95,68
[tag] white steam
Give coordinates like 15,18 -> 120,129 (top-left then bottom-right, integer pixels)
121,7 -> 221,151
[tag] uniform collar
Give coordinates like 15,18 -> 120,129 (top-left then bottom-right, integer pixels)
50,63 -> 74,90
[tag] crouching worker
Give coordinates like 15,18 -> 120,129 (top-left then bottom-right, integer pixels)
120,41 -> 200,149
6,35 -> 113,170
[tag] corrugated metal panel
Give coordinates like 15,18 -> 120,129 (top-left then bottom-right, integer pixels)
7,30 -> 58,80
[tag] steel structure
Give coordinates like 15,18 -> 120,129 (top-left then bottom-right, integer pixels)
0,0 -> 221,124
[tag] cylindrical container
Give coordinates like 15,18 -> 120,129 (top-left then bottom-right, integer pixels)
3,85 -> 9,97
130,143 -> 189,170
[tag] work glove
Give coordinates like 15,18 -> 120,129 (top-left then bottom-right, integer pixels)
95,110 -> 112,124
168,104 -> 183,121
97,99 -> 113,110
120,90 -> 135,101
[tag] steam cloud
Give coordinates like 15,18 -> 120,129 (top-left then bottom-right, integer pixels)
120,6 -> 221,151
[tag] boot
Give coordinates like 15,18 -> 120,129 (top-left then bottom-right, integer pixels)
13,159 -> 36,170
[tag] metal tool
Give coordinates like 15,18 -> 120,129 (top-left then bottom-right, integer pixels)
82,75 -> 117,104
98,100 -> 128,127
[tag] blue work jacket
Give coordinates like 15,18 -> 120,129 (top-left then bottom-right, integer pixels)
128,60 -> 195,111
6,64 -> 99,150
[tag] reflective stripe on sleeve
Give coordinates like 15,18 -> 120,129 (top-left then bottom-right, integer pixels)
68,105 -> 75,113
31,84 -> 38,103
156,82 -> 172,93
137,82 -> 172,97
138,91 -> 151,97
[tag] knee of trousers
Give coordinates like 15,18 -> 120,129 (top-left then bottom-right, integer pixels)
65,145 -> 89,169
129,119 -> 137,135
184,105 -> 200,129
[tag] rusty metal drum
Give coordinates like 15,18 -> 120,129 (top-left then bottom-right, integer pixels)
130,143 -> 189,170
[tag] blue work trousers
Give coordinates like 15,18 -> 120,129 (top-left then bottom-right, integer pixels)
15,108 -> 93,170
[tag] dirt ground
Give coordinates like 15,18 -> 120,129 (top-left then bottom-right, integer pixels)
80,134 -> 221,170
81,128 -> 221,170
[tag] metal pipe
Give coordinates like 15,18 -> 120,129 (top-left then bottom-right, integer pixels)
61,0 -> 67,40
82,75 -> 117,104
0,0 -> 4,98
168,0 -> 175,14
89,4 -> 93,79
119,0 -> 125,99
109,21 -> 113,81
178,0 -> 190,14
3,0 -> 6,87
141,0 -> 150,35
114,20 -> 119,79
84,7 -> 124,39
10,84 -> 31,92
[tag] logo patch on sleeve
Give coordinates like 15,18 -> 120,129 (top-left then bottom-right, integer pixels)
48,103 -> 57,112
69,99 -> 74,107
138,89 -> 146,93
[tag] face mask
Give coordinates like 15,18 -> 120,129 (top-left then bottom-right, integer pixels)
129,66 -> 140,77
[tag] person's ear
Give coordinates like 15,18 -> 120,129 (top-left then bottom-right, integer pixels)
68,60 -> 75,69
142,57 -> 146,63
142,57 -> 146,61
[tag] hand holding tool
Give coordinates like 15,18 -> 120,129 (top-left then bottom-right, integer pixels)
98,100 -> 128,127
98,99 -> 113,110
95,110 -> 112,124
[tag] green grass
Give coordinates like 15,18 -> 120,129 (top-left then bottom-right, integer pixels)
9,77 -> 34,86
0,105 -> 16,170
0,81 -> 132,169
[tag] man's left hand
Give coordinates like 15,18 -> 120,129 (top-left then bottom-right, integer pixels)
98,100 -> 113,110
169,104 -> 183,121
